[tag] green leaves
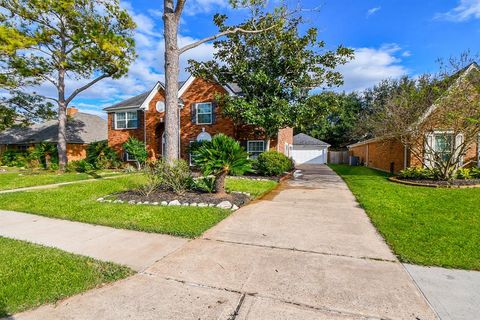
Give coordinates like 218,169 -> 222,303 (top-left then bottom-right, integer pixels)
193,134 -> 252,176
188,7 -> 353,138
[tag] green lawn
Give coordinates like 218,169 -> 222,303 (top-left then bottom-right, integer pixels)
226,177 -> 278,198
0,175 -> 276,238
0,170 -> 122,191
0,237 -> 132,317
330,164 -> 480,270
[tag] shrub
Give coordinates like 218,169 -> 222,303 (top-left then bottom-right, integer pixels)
123,137 -> 147,170
156,159 -> 192,195
471,167 -> 480,178
138,161 -> 164,196
191,175 -> 216,193
193,134 -> 252,194
0,150 -> 28,167
399,167 -> 441,180
29,143 -> 58,169
255,151 -> 294,176
68,160 -> 95,173
455,168 -> 475,180
86,140 -> 120,169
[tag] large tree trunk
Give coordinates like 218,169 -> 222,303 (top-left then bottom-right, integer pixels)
215,170 -> 228,195
57,68 -> 68,171
163,1 -> 180,162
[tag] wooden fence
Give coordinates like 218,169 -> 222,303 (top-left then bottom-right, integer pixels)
328,150 -> 349,164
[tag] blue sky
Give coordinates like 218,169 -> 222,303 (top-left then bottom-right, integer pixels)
63,0 -> 480,117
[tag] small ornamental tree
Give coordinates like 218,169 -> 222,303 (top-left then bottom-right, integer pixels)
123,137 -> 147,170
366,64 -> 480,180
193,134 -> 252,195
188,12 -> 353,148
0,0 -> 136,170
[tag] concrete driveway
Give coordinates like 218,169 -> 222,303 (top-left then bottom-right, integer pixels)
12,165 -> 436,320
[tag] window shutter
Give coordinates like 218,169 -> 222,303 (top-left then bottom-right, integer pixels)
191,104 -> 197,124
240,140 -> 248,151
111,113 -> 116,129
424,133 -> 434,168
455,133 -> 464,167
211,101 -> 217,124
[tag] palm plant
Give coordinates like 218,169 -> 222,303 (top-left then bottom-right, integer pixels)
193,134 -> 252,194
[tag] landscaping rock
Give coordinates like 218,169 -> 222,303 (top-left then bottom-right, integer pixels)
136,202 -> 143,205
182,203 -> 189,206
152,202 -> 159,205
231,204 -> 239,211
168,200 -> 181,206
198,203 -> 208,207
143,201 -> 150,205
161,201 -> 168,206
190,203 -> 197,207
216,201 -> 233,209
128,200 -> 136,204
208,203 -> 215,207
97,197 -> 104,202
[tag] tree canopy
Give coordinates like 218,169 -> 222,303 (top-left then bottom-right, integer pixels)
188,9 -> 353,139
0,0 -> 136,168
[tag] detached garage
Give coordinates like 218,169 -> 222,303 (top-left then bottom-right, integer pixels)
291,133 -> 330,164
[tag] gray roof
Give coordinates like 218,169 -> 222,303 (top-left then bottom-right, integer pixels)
293,133 -> 330,146
103,91 -> 150,111
0,112 -> 107,145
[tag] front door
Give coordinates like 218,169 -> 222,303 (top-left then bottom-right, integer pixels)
155,123 -> 165,158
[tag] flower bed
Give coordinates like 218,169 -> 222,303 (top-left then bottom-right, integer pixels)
390,176 -> 480,188
98,190 -> 250,210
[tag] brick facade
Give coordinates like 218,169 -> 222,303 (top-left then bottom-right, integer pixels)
107,77 -> 293,162
349,138 -> 406,173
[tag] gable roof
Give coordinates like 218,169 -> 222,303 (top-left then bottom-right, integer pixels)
103,76 -> 243,112
293,133 -> 330,146
0,112 -> 107,145
347,62 -> 480,148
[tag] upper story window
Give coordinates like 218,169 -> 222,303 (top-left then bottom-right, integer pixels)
247,140 -> 265,159
196,102 -> 213,125
115,111 -> 138,129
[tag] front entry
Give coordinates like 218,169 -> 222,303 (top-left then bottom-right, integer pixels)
155,123 -> 165,159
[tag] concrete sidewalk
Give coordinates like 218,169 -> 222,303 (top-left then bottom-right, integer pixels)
405,264 -> 480,320
0,210 -> 187,271
8,165 -> 437,319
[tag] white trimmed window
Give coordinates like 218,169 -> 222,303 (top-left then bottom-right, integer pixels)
433,133 -> 454,162
125,152 -> 136,161
196,102 -> 213,124
115,111 -> 138,129
247,140 -> 265,159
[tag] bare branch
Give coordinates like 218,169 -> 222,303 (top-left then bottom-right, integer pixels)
65,73 -> 110,104
174,0 -> 186,18
179,25 -> 276,54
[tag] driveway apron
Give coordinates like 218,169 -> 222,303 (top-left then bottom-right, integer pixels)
12,164 -> 437,320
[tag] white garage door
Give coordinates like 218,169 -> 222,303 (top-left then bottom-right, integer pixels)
291,146 -> 328,164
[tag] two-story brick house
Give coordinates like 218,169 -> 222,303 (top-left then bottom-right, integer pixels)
104,76 -> 293,162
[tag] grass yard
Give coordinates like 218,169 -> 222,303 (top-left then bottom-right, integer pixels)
0,170 -> 122,191
226,177 -> 278,198
330,164 -> 480,270
0,175 -> 276,238
0,237 -> 132,317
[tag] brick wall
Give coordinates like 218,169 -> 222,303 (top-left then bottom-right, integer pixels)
349,138 -> 406,173
66,143 -> 87,161
107,77 -> 293,161
107,110 -> 145,159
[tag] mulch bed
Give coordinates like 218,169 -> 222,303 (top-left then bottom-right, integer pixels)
115,190 -> 250,207
391,176 -> 480,188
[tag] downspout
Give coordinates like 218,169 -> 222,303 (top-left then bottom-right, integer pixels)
366,144 -> 369,167
404,145 -> 408,170
178,107 -> 181,158
143,110 -> 147,152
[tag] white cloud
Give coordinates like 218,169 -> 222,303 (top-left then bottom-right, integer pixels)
435,0 -> 480,22
337,44 -> 408,92
366,6 -> 381,17
183,0 -> 229,16
26,1 -> 218,116
402,50 -> 412,57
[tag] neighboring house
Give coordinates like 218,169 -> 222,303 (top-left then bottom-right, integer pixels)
0,108 -> 107,161
348,63 -> 480,174
291,133 -> 330,164
104,76 -> 293,162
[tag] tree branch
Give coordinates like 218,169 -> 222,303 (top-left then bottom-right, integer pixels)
65,73 -> 110,104
174,0 -> 186,18
179,25 -> 276,54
